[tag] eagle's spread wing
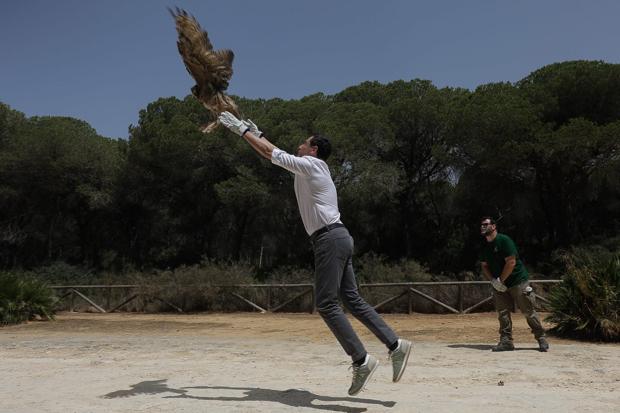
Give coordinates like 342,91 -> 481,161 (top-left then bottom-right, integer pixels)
169,7 -> 239,133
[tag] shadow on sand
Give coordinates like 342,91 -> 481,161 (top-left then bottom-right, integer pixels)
103,379 -> 396,412
448,344 -> 540,351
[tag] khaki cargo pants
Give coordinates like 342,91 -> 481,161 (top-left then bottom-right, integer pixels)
494,281 -> 546,342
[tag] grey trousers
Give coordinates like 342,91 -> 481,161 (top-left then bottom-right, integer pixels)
312,226 -> 398,361
493,281 -> 546,342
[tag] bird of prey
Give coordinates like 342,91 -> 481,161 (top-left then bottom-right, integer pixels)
169,7 -> 240,133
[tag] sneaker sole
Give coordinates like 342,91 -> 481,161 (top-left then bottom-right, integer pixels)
349,360 -> 379,396
393,342 -> 412,383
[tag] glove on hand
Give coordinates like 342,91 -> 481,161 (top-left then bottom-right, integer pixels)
242,119 -> 263,138
491,278 -> 507,292
218,111 -> 249,136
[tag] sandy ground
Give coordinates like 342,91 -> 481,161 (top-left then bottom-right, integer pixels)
1,312 -> 619,413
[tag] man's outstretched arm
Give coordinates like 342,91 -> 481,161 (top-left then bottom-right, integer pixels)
242,130 -> 276,160
219,111 -> 277,160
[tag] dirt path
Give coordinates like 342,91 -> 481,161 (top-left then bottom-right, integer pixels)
1,312 -> 618,412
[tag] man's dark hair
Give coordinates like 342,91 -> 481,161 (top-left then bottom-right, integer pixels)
310,135 -> 332,160
480,216 -> 496,225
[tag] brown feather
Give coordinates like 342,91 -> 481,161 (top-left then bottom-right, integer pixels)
169,7 -> 239,133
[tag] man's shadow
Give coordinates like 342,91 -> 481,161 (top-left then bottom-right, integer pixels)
448,344 -> 540,351
103,379 -> 396,413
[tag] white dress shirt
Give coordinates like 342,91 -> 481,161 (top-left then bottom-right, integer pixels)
271,148 -> 341,236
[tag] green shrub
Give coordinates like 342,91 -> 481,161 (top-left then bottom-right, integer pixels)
355,252 -> 432,283
0,272 -> 56,325
546,251 -> 620,342
29,261 -> 93,284
266,266 -> 313,284
130,261 -> 256,312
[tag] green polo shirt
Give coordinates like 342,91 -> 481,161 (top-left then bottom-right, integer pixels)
480,233 -> 528,288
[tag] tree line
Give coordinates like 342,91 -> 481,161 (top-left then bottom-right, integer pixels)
1,60 -> 619,279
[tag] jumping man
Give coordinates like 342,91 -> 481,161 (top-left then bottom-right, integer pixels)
218,111 -> 413,395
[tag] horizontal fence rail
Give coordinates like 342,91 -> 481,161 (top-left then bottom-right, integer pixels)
50,280 -> 561,315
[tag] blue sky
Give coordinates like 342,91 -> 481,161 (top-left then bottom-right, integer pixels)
2,0 -> 620,138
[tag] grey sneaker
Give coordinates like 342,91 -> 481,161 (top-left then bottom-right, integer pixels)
388,339 -> 412,382
348,354 -> 379,396
538,337 -> 549,352
491,340 -> 515,352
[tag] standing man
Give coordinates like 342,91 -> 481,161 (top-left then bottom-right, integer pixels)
479,217 -> 549,352
218,111 -> 412,396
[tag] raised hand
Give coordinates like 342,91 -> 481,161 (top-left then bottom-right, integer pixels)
242,119 -> 263,138
218,111 -> 249,136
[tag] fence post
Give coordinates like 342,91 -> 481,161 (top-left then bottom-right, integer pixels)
458,284 -> 463,313
408,289 -> 413,314
267,286 -> 271,312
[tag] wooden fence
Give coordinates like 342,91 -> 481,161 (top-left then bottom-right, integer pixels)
50,280 -> 561,315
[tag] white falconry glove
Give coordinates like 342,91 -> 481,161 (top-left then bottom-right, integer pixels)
218,111 -> 249,136
242,119 -> 264,138
491,278 -> 507,292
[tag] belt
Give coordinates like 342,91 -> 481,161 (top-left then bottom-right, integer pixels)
310,223 -> 345,242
